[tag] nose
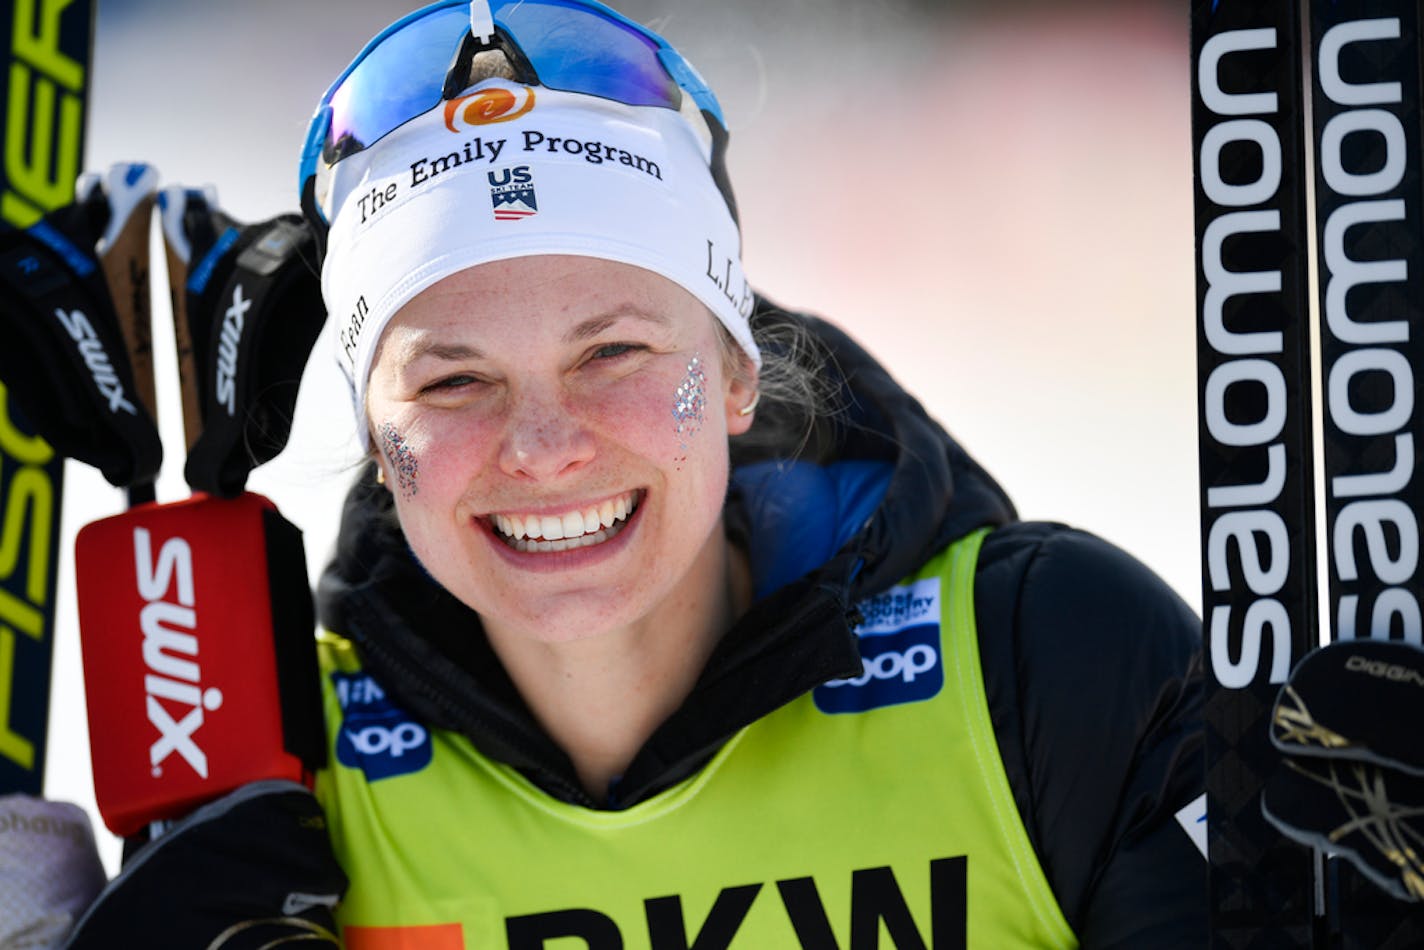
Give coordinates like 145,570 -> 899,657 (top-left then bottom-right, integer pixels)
497,388 -> 596,481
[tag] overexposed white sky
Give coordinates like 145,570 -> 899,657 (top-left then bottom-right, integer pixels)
49,0 -> 1197,874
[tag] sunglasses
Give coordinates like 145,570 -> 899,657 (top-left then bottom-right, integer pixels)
298,0 -> 735,231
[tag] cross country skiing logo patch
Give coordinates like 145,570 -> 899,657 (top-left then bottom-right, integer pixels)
333,672 -> 432,781
489,165 -> 538,221
815,577 -> 944,714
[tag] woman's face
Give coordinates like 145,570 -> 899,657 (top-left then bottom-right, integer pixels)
364,255 -> 755,643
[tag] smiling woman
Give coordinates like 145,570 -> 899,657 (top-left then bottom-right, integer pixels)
360,254 -> 762,801
365,258 -> 752,656
63,1 -> 1207,947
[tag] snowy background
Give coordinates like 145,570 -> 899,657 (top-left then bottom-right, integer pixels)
54,0 -> 1194,874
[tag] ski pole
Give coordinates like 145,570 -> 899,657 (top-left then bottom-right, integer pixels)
82,164 -> 162,507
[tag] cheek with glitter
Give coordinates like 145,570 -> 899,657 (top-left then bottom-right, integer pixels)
671,354 -> 708,452
379,422 -> 420,499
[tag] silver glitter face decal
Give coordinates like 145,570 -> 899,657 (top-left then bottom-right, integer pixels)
379,421 -> 419,499
672,354 -> 708,453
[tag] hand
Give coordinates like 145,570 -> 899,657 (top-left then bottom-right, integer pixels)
65,781 -> 346,949
1263,640 -> 1424,903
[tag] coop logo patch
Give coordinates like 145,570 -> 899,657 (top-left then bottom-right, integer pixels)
333,672 -> 432,781
489,165 -> 537,221
815,577 -> 944,714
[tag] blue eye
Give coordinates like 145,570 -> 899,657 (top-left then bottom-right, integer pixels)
592,343 -> 642,361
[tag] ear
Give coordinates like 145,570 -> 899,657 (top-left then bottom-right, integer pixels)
366,437 -> 392,491
723,357 -> 759,437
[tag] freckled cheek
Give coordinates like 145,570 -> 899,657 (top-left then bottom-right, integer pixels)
388,415 -> 501,502
583,375 -> 717,460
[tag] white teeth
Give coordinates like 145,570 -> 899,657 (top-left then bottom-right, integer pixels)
510,525 -> 617,553
493,491 -> 640,549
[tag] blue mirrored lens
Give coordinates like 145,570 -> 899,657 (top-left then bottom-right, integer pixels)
320,0 -> 699,167
496,0 -> 678,110
325,6 -> 469,161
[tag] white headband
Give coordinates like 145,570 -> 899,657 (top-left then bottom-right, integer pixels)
319,81 -> 756,444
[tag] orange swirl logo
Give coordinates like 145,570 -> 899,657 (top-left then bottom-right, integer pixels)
444,86 -> 536,131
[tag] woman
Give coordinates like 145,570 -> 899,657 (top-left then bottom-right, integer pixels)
73,1 -> 1206,946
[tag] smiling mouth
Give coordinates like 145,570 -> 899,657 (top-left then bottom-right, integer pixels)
489,490 -> 642,553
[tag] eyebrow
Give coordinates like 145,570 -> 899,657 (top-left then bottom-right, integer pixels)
563,307 -> 672,344
401,307 -> 673,364
406,340 -> 485,362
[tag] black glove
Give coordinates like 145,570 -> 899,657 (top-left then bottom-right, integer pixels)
159,187 -> 326,497
1262,639 -> 1424,903
65,781 -> 347,949
0,163 -> 162,487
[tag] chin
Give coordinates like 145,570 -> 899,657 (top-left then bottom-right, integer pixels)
483,594 -> 645,645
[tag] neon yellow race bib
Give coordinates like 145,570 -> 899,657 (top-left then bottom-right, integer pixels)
316,529 -> 1076,949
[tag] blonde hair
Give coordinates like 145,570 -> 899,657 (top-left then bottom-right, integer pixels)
717,306 -> 840,462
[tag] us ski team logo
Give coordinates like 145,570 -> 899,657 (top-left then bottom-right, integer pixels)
815,577 -> 944,714
489,165 -> 538,221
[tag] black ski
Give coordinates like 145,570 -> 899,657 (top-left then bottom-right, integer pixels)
1305,1 -> 1424,944
0,0 -> 95,794
1191,1 -> 1322,945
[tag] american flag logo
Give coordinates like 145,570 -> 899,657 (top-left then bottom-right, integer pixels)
491,182 -> 538,221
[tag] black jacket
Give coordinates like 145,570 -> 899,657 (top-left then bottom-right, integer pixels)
316,296 -> 1207,948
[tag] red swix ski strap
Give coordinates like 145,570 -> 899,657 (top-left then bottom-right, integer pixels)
74,492 -> 324,837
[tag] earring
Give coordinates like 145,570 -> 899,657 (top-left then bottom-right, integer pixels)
737,391 -> 760,417
376,467 -> 386,486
